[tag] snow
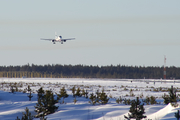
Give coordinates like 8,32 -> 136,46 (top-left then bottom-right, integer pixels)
0,78 -> 179,120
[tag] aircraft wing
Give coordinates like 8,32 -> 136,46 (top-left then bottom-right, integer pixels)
40,38 -> 53,41
61,38 -> 75,42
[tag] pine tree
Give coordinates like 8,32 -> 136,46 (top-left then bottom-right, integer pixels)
37,87 -> 45,99
34,87 -> 45,118
116,96 -> 123,104
96,90 -> 100,98
35,87 -> 45,118
71,86 -> 76,97
150,96 -> 157,105
27,85 -> 31,92
162,85 -> 178,106
34,98 -> 44,118
124,97 -> 146,120
89,93 -> 97,105
27,85 -> 33,101
175,110 -> 180,120
169,86 -> 178,103
42,90 -> 58,115
34,89 -> 58,118
95,90 -> 100,103
81,89 -> 86,97
21,107 -> 34,120
15,116 -> 21,120
85,90 -> 88,99
99,89 -> 109,104
57,87 -> 69,104
162,93 -> 170,104
27,91 -> 33,101
40,114 -> 47,120
75,87 -> 81,97
10,85 -> 15,93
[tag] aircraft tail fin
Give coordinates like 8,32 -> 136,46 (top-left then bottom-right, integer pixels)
55,32 -> 58,39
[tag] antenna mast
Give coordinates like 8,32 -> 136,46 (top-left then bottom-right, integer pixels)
164,55 -> 166,79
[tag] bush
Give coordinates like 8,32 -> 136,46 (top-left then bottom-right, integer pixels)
123,98 -> 131,105
116,96 -> 123,104
89,89 -> 109,105
143,96 -> 157,105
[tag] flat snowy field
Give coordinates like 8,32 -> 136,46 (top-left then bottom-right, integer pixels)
0,78 -> 180,120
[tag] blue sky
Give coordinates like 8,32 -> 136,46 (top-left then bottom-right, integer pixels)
0,0 -> 180,67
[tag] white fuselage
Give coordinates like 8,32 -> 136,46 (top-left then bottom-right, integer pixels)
54,38 -> 61,42
54,36 -> 61,41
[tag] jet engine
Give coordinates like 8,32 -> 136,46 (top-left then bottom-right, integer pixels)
52,40 -> 55,44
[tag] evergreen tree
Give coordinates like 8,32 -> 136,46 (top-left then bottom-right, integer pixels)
75,87 -> 81,97
71,86 -> 76,97
96,90 -> 100,98
34,98 -> 44,118
150,96 -> 157,105
89,93 -> 97,105
81,89 -> 86,97
37,87 -> 45,99
99,89 -> 109,104
162,85 -> 178,106
10,85 -> 15,93
40,114 -> 47,120
116,96 -> 123,104
42,90 -> 58,115
15,116 -> 20,120
124,97 -> 146,120
143,96 -> 157,105
27,91 -> 33,101
175,110 -> 180,120
27,85 -> 33,101
21,107 -> 34,120
169,86 -> 178,103
34,89 -> 58,118
16,107 -> 34,120
57,87 -> 69,104
162,93 -> 170,104
95,90 -> 100,103
35,88 -> 45,118
85,90 -> 89,99
27,85 -> 31,92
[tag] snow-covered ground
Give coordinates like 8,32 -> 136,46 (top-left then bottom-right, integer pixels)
0,78 -> 179,120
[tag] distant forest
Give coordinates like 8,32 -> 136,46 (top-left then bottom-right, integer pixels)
0,64 -> 179,79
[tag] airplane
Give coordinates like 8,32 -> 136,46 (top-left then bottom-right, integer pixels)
41,32 -> 75,44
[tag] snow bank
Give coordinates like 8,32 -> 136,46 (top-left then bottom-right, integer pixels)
147,103 -> 175,120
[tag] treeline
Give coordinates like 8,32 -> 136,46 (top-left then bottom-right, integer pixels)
0,64 -> 180,79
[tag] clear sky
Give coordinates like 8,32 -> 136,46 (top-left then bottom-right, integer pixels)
0,0 -> 180,67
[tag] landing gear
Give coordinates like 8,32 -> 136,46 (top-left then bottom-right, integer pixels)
53,42 -> 55,44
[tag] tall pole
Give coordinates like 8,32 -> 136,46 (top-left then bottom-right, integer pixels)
164,55 -> 166,79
